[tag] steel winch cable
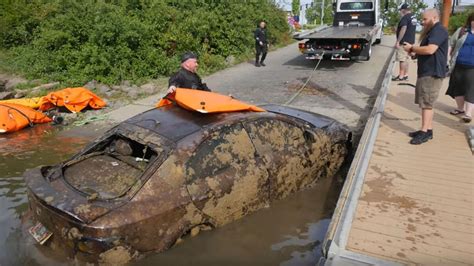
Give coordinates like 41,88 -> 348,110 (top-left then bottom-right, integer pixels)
285,51 -> 325,105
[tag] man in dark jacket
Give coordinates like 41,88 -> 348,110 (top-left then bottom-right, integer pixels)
167,52 -> 210,94
254,20 -> 268,67
403,9 -> 448,145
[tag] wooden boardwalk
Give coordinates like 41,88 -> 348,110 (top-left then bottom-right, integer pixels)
343,64 -> 474,265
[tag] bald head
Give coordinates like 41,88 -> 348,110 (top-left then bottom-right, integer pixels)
421,8 -> 440,29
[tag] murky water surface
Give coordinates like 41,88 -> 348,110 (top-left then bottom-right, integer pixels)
0,124 -> 345,265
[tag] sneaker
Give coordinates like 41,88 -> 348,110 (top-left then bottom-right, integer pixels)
410,131 -> 432,145
408,129 -> 433,138
461,115 -> 472,123
391,76 -> 408,81
260,62 -> 266,67
255,63 -> 261,67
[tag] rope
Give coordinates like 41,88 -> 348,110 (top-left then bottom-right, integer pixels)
285,51 -> 325,105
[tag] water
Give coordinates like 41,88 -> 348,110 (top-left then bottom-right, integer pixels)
0,124 -> 346,265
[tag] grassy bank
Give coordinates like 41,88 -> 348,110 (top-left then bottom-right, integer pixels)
0,1 -> 291,88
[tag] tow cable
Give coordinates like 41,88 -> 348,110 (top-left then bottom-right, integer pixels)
285,51 -> 325,106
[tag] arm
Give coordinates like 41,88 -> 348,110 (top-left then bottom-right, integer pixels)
168,72 -> 180,93
255,29 -> 263,46
397,26 -> 407,45
403,42 -> 439,55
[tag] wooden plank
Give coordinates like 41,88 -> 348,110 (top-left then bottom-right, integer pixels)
355,201 -> 474,227
347,229 -> 474,265
354,205 -> 474,234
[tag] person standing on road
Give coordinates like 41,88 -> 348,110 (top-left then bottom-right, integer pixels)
167,52 -> 210,94
403,9 -> 449,145
445,12 -> 474,123
254,20 -> 268,67
393,3 -> 417,81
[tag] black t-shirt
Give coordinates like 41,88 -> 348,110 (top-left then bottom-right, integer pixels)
168,68 -> 210,91
417,22 -> 449,78
396,13 -> 416,44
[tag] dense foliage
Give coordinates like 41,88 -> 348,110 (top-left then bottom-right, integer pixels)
448,8 -> 474,34
0,0 -> 290,85
382,0 -> 427,30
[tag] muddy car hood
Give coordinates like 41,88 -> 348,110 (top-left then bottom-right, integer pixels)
24,167 -> 121,224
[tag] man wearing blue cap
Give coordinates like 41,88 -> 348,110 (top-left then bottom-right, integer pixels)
167,52 -> 211,94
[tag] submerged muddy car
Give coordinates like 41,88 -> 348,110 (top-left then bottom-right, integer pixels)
24,104 -> 351,262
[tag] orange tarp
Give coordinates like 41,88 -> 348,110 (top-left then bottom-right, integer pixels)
0,103 -> 52,133
156,88 -> 265,113
39,87 -> 106,113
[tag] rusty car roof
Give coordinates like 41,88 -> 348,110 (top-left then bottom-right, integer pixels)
123,104 -> 337,142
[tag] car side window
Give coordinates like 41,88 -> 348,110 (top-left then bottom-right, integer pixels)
185,123 -> 255,183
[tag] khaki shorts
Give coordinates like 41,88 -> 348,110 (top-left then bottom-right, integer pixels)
396,46 -> 410,62
415,76 -> 444,108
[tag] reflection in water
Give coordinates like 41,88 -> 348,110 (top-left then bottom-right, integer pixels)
0,124 -> 91,265
0,124 -> 346,265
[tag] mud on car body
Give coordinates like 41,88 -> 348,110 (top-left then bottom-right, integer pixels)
24,104 -> 352,263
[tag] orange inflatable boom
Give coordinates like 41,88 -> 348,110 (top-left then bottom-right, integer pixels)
156,88 -> 265,113
0,103 -> 52,133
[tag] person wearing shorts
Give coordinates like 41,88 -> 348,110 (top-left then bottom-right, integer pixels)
393,3 -> 416,81
403,9 -> 448,145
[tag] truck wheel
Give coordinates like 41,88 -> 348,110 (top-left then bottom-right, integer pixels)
374,38 -> 382,44
363,44 -> 372,61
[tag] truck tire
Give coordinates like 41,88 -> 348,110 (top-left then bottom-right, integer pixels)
363,44 -> 372,61
374,28 -> 383,44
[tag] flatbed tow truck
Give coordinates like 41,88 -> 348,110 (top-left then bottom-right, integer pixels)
294,0 -> 383,61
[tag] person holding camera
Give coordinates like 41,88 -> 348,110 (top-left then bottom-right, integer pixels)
402,9 -> 449,145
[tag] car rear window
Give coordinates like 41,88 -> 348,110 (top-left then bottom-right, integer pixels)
63,135 -> 159,200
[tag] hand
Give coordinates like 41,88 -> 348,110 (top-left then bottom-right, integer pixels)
402,42 -> 412,52
395,42 -> 400,49
259,41 -> 263,46
167,85 -> 177,94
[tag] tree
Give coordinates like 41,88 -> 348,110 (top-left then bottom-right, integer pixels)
306,1 -> 334,25
292,0 -> 300,17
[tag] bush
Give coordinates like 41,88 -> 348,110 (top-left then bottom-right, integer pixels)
0,0 -> 290,85
448,8 -> 474,34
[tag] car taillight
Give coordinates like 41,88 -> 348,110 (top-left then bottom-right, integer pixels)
298,43 -> 305,49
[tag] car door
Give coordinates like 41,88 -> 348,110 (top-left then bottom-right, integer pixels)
185,122 -> 270,226
244,118 -> 326,201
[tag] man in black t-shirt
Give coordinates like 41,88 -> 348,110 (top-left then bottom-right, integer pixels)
393,3 -> 417,81
403,9 -> 448,145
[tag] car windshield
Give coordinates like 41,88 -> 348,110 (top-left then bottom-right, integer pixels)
63,133 -> 160,200
340,2 -> 373,10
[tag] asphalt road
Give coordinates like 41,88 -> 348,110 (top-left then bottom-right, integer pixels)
206,34 -> 396,140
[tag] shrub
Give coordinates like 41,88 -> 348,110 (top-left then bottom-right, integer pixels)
0,0 -> 290,85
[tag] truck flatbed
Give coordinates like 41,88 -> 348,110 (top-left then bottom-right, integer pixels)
294,26 -> 379,41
